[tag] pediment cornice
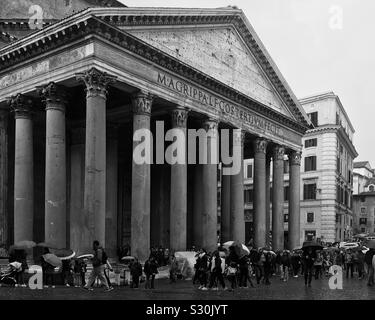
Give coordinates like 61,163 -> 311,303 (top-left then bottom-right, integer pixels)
0,9 -> 310,134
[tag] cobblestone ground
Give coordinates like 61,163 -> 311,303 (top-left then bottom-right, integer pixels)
0,275 -> 374,300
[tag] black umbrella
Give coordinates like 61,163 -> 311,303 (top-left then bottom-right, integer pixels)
302,241 -> 323,251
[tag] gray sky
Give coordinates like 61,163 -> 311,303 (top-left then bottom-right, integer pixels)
121,0 -> 375,166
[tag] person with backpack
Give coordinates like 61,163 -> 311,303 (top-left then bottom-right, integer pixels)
226,261 -> 238,291
208,251 -> 226,290
83,240 -> 113,292
130,258 -> 143,289
365,248 -> 375,286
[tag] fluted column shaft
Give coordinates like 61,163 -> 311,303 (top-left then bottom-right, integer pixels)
131,91 -> 153,263
220,164 -> 231,244
201,119 -> 218,253
289,151 -> 302,250
77,68 -> 116,250
169,107 -> 189,252
253,138 -> 268,248
40,83 -> 67,248
265,155 -> 271,247
230,130 -> 245,243
10,94 -> 34,242
272,145 -> 285,251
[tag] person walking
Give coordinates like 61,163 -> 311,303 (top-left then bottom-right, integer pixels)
281,251 -> 291,282
209,251 -> 226,290
169,256 -> 179,284
356,249 -> 365,280
196,249 -> 209,290
226,262 -> 238,291
303,248 -> 315,287
345,250 -> 354,279
263,252 -> 272,285
291,250 -> 301,278
83,240 -> 113,292
144,256 -> 158,289
314,252 -> 323,280
130,258 -> 143,289
365,248 -> 375,286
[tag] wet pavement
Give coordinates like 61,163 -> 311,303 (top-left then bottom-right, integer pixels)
0,275 -> 374,300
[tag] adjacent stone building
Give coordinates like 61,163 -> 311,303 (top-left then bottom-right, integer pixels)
238,92 -> 358,247
352,161 -> 375,235
0,2 -> 311,260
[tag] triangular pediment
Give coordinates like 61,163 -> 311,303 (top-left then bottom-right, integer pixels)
126,25 -> 294,118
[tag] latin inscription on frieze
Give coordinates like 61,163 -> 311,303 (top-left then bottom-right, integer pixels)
157,72 -> 283,138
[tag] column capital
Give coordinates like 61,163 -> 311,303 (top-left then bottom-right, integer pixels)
131,91 -> 154,116
253,137 -> 268,154
273,145 -> 286,161
38,82 -> 67,112
8,94 -> 33,119
76,67 -> 116,98
203,118 -> 219,131
170,107 -> 189,128
289,150 -> 302,166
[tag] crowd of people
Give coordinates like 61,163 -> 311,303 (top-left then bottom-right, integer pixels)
191,245 -> 375,290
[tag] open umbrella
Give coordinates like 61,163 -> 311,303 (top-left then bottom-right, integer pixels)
77,254 -> 94,260
121,256 -> 135,263
223,241 -> 250,254
302,241 -> 323,251
51,248 -> 75,260
12,240 -> 36,250
42,253 -> 62,267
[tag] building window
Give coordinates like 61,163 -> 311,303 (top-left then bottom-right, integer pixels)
305,138 -> 317,148
361,207 -> 366,213
305,230 -> 316,241
305,156 -> 317,172
303,183 -> 316,200
307,212 -> 314,223
246,164 -> 253,179
308,112 -> 318,127
361,196 -> 365,203
284,214 -> 289,223
284,186 -> 290,201
361,228 -> 366,233
244,189 -> 253,204
360,218 -> 367,225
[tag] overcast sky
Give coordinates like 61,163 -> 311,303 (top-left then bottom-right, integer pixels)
121,0 -> 375,166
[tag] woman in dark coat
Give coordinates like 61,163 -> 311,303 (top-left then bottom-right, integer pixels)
130,258 -> 143,288
144,256 -> 158,289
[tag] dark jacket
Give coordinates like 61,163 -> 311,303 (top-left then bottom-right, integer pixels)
92,247 -> 104,267
130,261 -> 143,277
144,259 -> 158,275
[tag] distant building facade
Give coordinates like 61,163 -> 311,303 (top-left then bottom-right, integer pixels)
352,161 -> 375,235
235,92 -> 358,247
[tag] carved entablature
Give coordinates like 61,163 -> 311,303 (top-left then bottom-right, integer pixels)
273,145 -> 285,161
131,91 -> 154,116
8,94 -> 33,119
289,151 -> 302,166
171,107 -> 189,128
38,82 -> 67,112
254,138 -> 268,154
76,67 -> 116,98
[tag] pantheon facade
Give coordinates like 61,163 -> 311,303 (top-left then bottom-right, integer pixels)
0,5 -> 311,262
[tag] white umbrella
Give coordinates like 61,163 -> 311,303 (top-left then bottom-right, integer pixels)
77,254 -> 94,259
222,241 -> 250,254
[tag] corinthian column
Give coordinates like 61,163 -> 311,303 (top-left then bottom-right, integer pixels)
9,94 -> 34,242
76,68 -> 116,250
272,145 -> 285,251
131,91 -> 153,263
288,151 -> 302,251
201,119 -> 219,253
39,83 -> 67,248
253,138 -> 268,248
230,129 -> 245,243
169,107 -> 189,252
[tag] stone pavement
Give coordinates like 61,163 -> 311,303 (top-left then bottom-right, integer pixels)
0,275 -> 374,300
